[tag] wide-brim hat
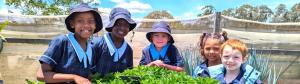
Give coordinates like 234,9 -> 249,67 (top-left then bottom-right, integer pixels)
146,21 -> 174,44
65,3 -> 103,33
105,7 -> 136,32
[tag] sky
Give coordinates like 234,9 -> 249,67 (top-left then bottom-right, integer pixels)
1,0 -> 300,19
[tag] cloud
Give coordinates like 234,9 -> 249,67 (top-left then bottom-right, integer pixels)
98,7 -> 112,14
111,0 -> 126,3
197,6 -> 205,11
111,0 -> 152,13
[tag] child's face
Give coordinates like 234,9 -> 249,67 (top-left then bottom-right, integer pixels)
151,32 -> 169,48
202,38 -> 221,62
111,19 -> 130,39
71,12 -> 96,39
221,45 -> 245,71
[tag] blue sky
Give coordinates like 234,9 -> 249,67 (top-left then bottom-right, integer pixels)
97,0 -> 299,19
1,0 -> 300,19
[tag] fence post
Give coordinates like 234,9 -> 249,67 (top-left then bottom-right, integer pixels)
214,12 -> 221,33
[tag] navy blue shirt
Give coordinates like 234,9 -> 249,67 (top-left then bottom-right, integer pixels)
92,36 -> 133,76
139,44 -> 184,67
39,35 -> 93,83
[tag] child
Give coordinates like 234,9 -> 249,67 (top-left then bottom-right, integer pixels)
208,39 -> 262,84
139,21 -> 184,72
93,7 -> 136,76
36,3 -> 103,84
193,32 -> 228,77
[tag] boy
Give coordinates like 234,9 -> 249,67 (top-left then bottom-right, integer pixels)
208,39 -> 262,84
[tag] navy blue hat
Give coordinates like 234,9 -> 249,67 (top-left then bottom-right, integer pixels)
146,21 -> 174,43
106,7 -> 136,32
65,3 -> 103,33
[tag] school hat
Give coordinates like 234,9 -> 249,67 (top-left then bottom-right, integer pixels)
146,21 -> 174,43
65,3 -> 103,33
105,7 -> 136,32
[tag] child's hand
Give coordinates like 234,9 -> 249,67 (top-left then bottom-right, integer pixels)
151,60 -> 165,67
73,75 -> 91,84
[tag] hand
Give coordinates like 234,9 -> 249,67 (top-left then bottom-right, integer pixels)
151,60 -> 165,67
73,75 -> 91,84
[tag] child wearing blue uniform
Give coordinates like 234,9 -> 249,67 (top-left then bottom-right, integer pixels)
93,7 -> 136,76
139,21 -> 184,72
36,3 -> 103,84
208,39 -> 262,84
193,32 -> 228,77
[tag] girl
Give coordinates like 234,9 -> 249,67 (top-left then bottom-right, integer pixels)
36,3 -> 103,84
93,7 -> 136,76
193,32 -> 228,77
139,21 -> 184,72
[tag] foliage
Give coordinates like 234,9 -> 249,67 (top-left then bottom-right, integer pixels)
5,0 -> 99,15
26,66 -> 219,84
144,10 -> 174,19
272,4 -> 289,22
214,2 -> 300,22
0,20 -> 9,32
92,66 -> 219,84
247,48 -> 282,84
25,79 -> 45,84
181,47 -> 202,76
198,5 -> 215,17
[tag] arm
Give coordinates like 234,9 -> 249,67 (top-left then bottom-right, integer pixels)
162,46 -> 184,72
161,64 -> 184,72
37,64 -> 91,83
149,60 -> 183,72
139,47 -> 150,66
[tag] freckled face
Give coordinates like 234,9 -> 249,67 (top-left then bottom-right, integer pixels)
221,45 -> 245,71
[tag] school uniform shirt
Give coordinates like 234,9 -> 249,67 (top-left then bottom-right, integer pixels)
193,61 -> 210,78
92,33 -> 133,76
139,43 -> 184,67
39,33 -> 94,83
208,63 -> 262,84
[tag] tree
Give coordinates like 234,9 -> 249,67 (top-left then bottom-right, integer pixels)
253,5 -> 273,22
272,4 -> 288,22
288,3 -> 300,22
222,8 -> 235,17
235,4 -> 254,20
198,5 -> 215,17
144,10 -> 174,19
5,0 -> 99,15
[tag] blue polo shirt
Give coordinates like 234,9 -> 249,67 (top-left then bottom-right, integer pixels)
139,44 -> 184,67
193,61 -> 210,78
92,33 -> 133,76
39,35 -> 93,82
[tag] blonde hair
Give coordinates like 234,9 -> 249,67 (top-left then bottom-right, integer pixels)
220,39 -> 248,58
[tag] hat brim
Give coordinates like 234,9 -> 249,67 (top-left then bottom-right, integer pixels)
65,10 -> 103,33
146,28 -> 174,44
105,15 -> 136,32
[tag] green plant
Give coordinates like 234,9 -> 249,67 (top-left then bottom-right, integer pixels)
93,66 -> 219,84
0,20 -> 9,32
181,47 -> 203,76
25,79 -> 45,84
247,47 -> 282,84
